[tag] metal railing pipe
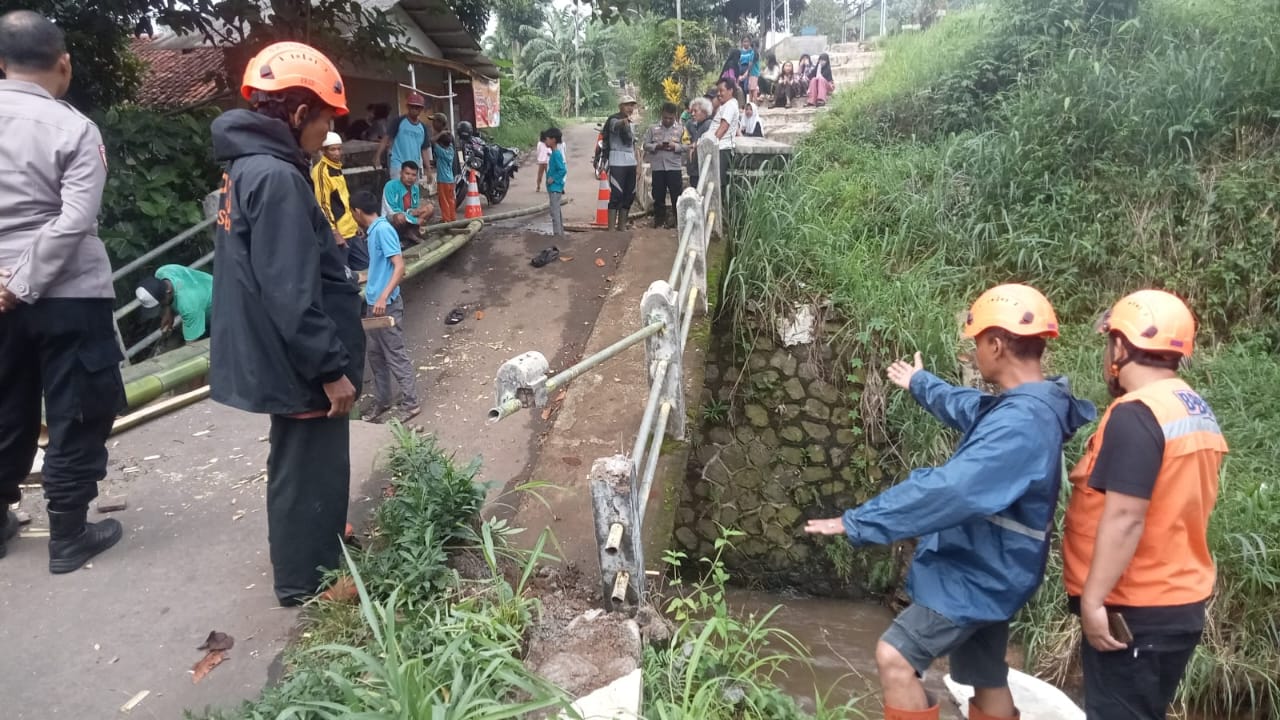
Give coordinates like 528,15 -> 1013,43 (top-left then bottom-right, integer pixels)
488,397 -> 524,423
111,217 -> 215,281
637,400 -> 672,522
631,359 -> 669,464
667,220 -> 697,287
696,154 -> 713,195
543,320 -> 665,395
680,286 -> 701,352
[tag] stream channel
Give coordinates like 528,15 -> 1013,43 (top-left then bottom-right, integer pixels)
726,588 -> 963,718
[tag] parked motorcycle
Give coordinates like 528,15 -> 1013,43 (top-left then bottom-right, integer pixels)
454,121 -> 519,208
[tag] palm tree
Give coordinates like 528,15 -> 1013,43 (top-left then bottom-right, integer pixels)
521,8 -> 609,116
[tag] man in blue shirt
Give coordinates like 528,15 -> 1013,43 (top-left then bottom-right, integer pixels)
350,191 -> 420,422
805,284 -> 1095,720
376,92 -> 431,178
544,127 -> 566,237
382,161 -> 434,246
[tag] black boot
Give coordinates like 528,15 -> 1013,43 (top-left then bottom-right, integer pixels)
1,510 -> 18,559
47,507 -> 122,574
653,206 -> 665,228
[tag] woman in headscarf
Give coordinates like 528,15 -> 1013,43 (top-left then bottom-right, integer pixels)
806,53 -> 835,107
739,101 -> 764,138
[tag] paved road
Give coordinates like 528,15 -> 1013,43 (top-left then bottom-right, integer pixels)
0,121 -> 633,718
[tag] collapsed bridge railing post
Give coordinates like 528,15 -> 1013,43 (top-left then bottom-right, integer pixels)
488,137 -> 719,609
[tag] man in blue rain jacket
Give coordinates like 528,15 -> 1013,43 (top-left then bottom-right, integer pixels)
806,284 -> 1095,720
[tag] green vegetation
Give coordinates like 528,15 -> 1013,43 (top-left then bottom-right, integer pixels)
189,423 -> 571,719
647,533 -> 865,719
630,18 -> 729,109
727,0 -> 1280,713
486,75 -> 557,149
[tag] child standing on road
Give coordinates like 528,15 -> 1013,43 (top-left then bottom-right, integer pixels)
432,132 -> 458,223
545,127 -> 566,238
535,130 -> 550,193
349,191 -> 421,423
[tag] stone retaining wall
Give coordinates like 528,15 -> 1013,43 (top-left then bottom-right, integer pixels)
677,317 -> 901,596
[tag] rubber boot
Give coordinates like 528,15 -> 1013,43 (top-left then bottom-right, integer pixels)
1,510 -> 19,559
884,704 -> 940,720
607,209 -> 618,231
47,507 -> 123,574
969,699 -> 1019,720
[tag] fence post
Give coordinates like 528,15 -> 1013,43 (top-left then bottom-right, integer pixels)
698,135 -> 723,239
491,351 -> 550,419
589,454 -> 642,609
676,190 -> 709,317
641,281 -> 685,440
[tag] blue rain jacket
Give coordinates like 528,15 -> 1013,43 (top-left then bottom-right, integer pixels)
843,371 -> 1096,625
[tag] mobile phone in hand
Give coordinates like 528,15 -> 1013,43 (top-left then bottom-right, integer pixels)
1107,611 -> 1134,645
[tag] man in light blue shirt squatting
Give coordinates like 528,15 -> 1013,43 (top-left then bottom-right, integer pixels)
382,161 -> 434,246
375,92 -> 431,178
805,284 -> 1096,720
349,190 -> 420,423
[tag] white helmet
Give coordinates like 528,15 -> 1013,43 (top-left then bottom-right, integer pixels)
322,131 -> 343,148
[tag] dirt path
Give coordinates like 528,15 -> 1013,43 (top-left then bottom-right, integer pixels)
0,121 -> 633,718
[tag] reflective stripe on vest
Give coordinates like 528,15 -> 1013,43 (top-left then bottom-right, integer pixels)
986,514 -> 1048,541
1062,378 -> 1227,607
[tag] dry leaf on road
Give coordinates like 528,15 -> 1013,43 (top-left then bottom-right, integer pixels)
562,456 -> 582,467
594,258 -> 606,267
559,256 -> 574,262
191,650 -> 226,684
475,310 -> 485,320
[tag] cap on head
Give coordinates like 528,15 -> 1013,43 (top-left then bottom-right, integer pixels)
406,92 -> 426,107
322,131 -> 343,148
963,283 -> 1059,339
241,41 -> 348,116
620,95 -> 637,106
1097,289 -> 1195,357
135,276 -> 167,318
431,111 -> 448,124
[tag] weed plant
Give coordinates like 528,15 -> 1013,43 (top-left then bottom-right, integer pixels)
187,424 -> 571,720
645,531 -> 867,719
726,0 -> 1280,713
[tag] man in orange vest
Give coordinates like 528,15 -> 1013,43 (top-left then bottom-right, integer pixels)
1064,290 -> 1227,719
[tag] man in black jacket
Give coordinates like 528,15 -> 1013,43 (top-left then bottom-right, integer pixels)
209,41 -> 364,606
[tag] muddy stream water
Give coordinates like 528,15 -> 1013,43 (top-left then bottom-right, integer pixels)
725,588 -> 963,718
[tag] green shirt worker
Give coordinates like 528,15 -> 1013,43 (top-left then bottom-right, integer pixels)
135,264 -> 214,342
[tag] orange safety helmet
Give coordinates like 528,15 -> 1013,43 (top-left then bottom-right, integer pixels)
1097,289 -> 1195,357
241,41 -> 349,116
963,283 -> 1059,339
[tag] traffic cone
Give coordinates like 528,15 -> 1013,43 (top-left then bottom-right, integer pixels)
592,170 -> 610,226
463,169 -> 483,219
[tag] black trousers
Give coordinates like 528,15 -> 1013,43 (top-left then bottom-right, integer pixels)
719,148 -> 733,206
651,169 -> 683,225
608,165 -> 637,211
266,413 -> 350,604
0,299 -> 125,512
1081,632 -> 1199,719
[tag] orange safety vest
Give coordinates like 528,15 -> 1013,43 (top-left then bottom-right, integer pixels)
1063,377 -> 1227,606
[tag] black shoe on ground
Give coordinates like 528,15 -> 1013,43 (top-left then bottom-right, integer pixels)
47,508 -> 123,574
1,510 -> 19,559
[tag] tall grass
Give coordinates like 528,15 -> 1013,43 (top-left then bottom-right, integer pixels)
726,0 -> 1280,713
645,531 -> 867,720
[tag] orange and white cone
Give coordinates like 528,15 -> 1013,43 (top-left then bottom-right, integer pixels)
463,169 -> 483,219
592,170 -> 610,226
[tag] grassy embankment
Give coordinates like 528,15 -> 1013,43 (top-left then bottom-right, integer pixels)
727,0 -> 1279,714
190,424 -> 863,720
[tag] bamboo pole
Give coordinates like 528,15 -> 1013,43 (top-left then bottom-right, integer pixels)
112,386 -> 211,436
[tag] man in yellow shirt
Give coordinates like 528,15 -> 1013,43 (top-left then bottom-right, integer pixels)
312,132 -> 366,271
